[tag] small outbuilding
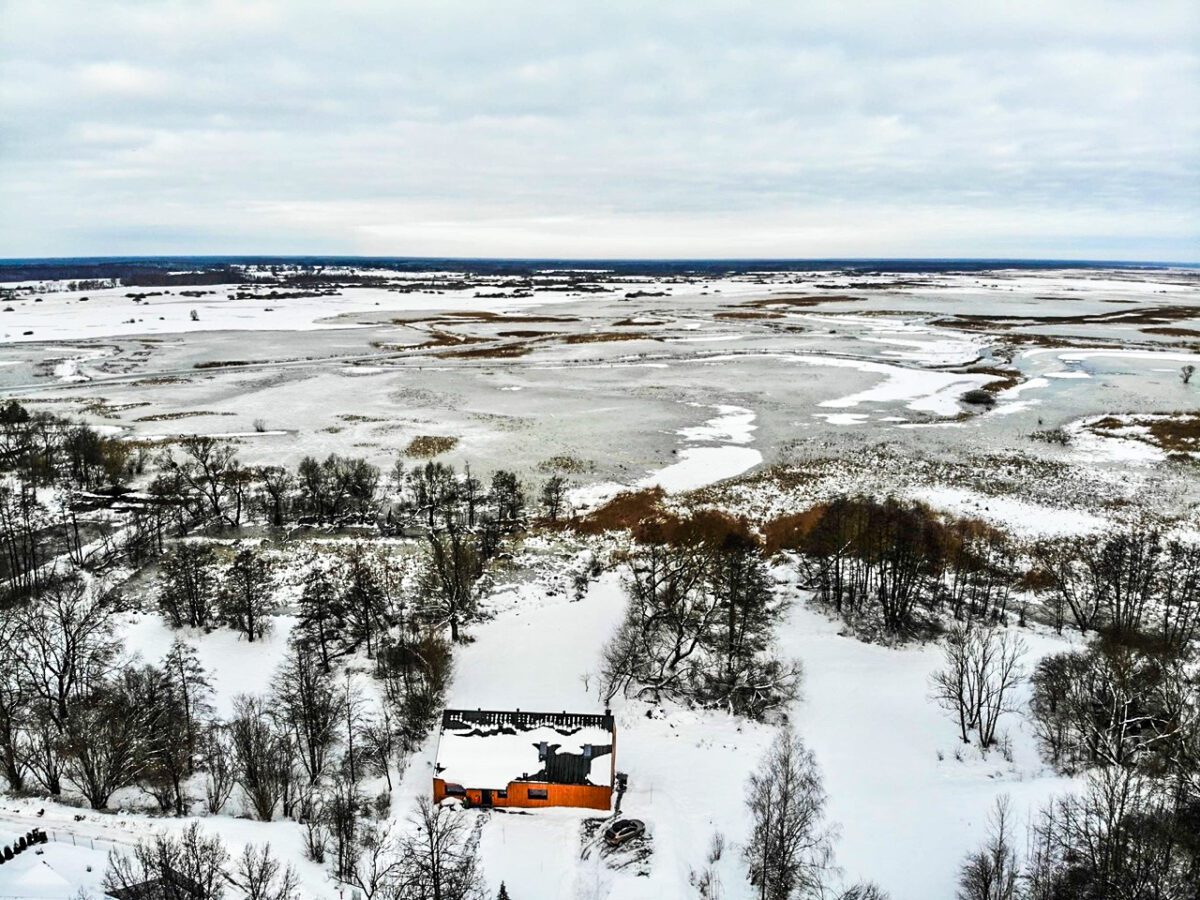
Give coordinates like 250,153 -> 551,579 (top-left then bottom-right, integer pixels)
433,708 -> 616,810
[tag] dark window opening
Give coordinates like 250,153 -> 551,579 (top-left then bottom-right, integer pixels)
527,788 -> 548,800
444,784 -> 465,796
496,790 -> 508,799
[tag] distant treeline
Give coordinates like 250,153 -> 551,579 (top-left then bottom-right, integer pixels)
0,256 -> 1182,285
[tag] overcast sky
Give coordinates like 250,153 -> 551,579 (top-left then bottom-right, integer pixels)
1,0 -> 1197,260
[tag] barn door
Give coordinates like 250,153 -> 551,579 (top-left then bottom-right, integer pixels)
481,789 -> 493,808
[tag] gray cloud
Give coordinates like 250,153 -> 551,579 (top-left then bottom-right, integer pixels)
1,0 -> 1196,259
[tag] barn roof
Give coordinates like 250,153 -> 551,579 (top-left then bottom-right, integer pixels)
434,708 -> 615,790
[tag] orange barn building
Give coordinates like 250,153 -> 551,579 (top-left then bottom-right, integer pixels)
432,708 -> 616,810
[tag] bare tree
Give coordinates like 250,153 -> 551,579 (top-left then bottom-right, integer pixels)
932,625 -> 1024,750
1181,364 -> 1195,385
158,542 -> 219,629
744,727 -> 836,900
956,796 -> 1019,900
271,643 -> 343,785
229,694 -> 292,821
219,547 -> 276,642
202,725 -> 237,815
104,822 -> 229,900
230,842 -> 300,900
159,435 -> 239,525
389,797 -> 486,900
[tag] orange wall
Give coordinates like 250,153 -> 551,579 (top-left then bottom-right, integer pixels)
433,778 -> 612,811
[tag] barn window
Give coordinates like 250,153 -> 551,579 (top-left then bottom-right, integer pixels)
445,784 -> 465,796
527,788 -> 548,800
496,790 -> 507,799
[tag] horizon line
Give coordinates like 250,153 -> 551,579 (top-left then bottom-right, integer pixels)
1,254 -> 1197,268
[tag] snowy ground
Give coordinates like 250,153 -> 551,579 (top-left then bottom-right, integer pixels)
2,265 -> 1198,899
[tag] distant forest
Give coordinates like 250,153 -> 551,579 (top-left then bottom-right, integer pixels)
0,256 -> 1184,285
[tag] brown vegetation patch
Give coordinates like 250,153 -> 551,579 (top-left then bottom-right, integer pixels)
1143,326 -> 1200,338
940,304 -> 1200,331
439,343 -> 532,359
193,359 -> 254,369
405,434 -> 459,457
1084,412 -> 1200,454
538,454 -> 594,474
714,310 -> 786,320
613,318 -> 667,327
744,294 -> 864,309
496,330 -> 552,339
969,367 -> 1023,393
571,487 -> 667,534
135,410 -> 235,422
1147,415 -> 1200,452
562,331 -> 659,345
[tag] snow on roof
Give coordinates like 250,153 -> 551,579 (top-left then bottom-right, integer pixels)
435,711 -> 614,790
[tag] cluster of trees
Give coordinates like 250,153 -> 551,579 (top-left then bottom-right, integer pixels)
1032,529 -> 1200,649
0,400 -> 139,491
957,767 -> 1199,900
103,809 -> 486,900
1029,636 -> 1195,774
770,496 -> 1016,636
158,543 -> 278,641
0,401 -> 159,601
155,437 -> 566,538
601,511 -> 801,719
0,577 -> 214,812
105,823 -> 300,900
953,533 -> 1200,899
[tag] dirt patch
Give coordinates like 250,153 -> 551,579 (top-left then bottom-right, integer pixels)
405,434 -> 459,457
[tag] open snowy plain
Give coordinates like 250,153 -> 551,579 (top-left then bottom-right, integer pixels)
1,262 -> 1198,899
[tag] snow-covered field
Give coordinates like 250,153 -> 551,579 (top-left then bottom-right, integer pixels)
2,263 -> 1198,900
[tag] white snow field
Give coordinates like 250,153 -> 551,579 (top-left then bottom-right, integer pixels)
2,264 -> 1199,900
378,571 -> 1079,900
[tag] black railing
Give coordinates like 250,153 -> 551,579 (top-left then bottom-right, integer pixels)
443,707 -> 614,732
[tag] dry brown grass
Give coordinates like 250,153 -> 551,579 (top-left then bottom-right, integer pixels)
439,343 -> 532,359
1147,415 -> 1200,452
135,410 -> 234,422
745,294 -> 864,309
571,487 -> 667,534
405,434 -> 459,457
562,331 -> 659,345
1143,326 -> 1200,338
538,454 -> 594,474
1085,412 -> 1200,453
969,366 -> 1023,393
714,310 -> 786,320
